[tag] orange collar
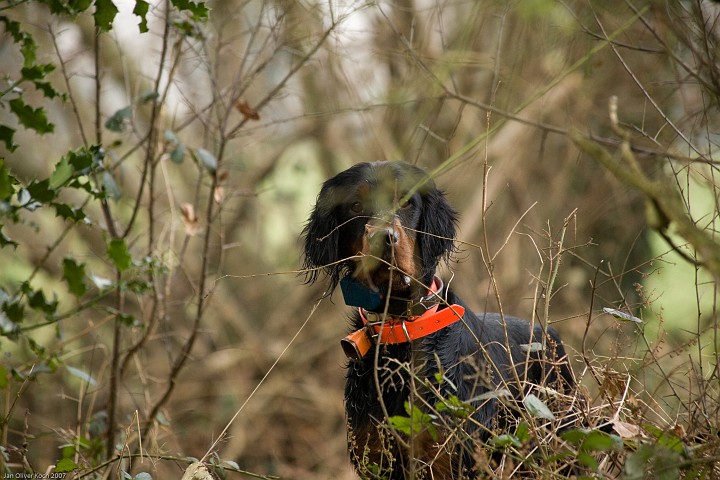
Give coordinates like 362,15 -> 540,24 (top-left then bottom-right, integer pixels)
340,277 -> 465,361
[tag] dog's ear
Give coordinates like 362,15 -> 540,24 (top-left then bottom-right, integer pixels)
302,191 -> 341,288
417,188 -> 458,278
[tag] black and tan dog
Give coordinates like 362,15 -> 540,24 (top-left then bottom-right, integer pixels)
303,161 -> 574,479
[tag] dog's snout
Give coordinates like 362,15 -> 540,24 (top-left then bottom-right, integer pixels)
371,227 -> 398,246
367,225 -> 398,243
366,224 -> 399,255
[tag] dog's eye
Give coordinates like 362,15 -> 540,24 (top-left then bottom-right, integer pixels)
350,201 -> 364,213
398,197 -> 412,209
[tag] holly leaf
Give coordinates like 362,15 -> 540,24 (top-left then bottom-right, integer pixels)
171,0 -> 209,20
0,17 -> 37,66
63,257 -> 87,297
133,0 -> 150,33
50,157 -> 73,189
105,105 -> 132,132
26,179 -> 56,203
107,238 -> 131,272
28,288 -> 58,315
94,0 -> 119,32
0,160 -> 15,200
54,203 -> 87,222
9,98 -> 54,134
0,125 -> 18,152
67,147 -> 96,172
21,63 -> 55,81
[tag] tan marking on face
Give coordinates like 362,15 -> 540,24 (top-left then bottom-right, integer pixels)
354,217 -> 417,289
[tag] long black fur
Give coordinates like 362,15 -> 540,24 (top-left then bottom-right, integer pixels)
302,161 -> 575,479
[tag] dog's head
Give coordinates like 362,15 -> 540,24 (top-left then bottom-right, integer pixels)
302,161 -> 457,301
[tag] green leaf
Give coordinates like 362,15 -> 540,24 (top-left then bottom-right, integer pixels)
68,0 -> 94,15
603,307 -> 642,324
0,160 -> 15,200
107,238 -> 132,271
581,430 -> 623,452
117,311 -> 137,327
67,147 -> 96,172
515,421 -> 530,441
171,143 -> 186,164
435,395 -> 473,418
560,428 -> 588,444
133,0 -> 150,33
576,451 -> 598,471
221,460 -> 240,470
489,433 -> 522,448
3,298 -> 24,324
171,0 -> 209,20
0,17 -> 37,66
9,98 -> 54,134
27,179 -> 56,203
138,90 -> 158,104
105,105 -> 132,132
643,424 -> 686,455
63,257 -> 87,297
0,125 -> 18,152
164,129 -> 179,143
389,402 -> 438,441
94,0 -> 119,32
54,202 -> 87,222
21,63 -> 55,81
50,157 -> 74,189
33,80 -> 65,100
193,147 -> 217,173
28,289 -> 58,315
103,171 -> 121,200
624,444 -> 654,480
55,457 -> 80,473
66,365 -> 97,386
522,393 -> 556,420
134,473 -> 152,480
388,414 -> 413,436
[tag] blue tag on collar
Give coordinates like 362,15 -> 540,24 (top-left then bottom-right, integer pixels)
340,276 -> 383,310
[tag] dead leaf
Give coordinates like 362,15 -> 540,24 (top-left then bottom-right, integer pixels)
213,186 -> 225,204
180,203 -> 200,236
181,462 -> 216,480
235,100 -> 259,120
612,419 -> 641,438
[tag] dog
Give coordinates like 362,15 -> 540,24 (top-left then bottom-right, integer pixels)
302,161 -> 575,479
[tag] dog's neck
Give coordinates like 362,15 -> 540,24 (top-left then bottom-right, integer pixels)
341,273 -> 444,317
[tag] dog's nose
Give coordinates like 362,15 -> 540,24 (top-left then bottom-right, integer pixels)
369,227 -> 398,246
366,225 -> 399,254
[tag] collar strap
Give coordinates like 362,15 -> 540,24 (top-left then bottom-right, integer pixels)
340,278 -> 465,361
